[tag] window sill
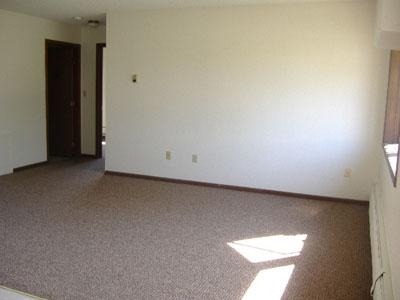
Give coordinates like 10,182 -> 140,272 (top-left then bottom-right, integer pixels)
383,143 -> 399,187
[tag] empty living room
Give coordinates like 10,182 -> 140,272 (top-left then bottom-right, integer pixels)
0,0 -> 399,299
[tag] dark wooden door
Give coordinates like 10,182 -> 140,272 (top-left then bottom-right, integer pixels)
96,43 -> 106,158
47,45 -> 77,157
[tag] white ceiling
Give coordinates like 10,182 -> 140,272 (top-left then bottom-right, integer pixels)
0,0 -> 363,24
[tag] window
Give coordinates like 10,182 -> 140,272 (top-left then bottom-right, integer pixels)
383,50 -> 400,186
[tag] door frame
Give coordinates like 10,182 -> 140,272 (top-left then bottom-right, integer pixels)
45,39 -> 81,159
95,43 -> 106,158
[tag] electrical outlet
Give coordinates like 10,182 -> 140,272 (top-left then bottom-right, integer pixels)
192,154 -> 198,163
166,151 -> 171,160
344,168 -> 352,178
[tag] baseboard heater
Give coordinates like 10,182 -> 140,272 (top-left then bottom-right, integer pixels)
369,185 -> 394,300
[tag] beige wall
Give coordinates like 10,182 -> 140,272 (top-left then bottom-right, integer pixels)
106,1 -> 388,200
81,25 -> 106,155
0,9 -> 105,170
0,9 -> 81,172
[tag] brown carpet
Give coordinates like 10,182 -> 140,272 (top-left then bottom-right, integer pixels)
0,158 -> 371,300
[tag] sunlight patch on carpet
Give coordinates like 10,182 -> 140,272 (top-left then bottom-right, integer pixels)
228,234 -> 307,263
242,265 -> 295,300
0,286 -> 46,300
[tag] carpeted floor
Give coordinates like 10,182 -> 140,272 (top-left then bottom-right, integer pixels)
0,158 -> 371,300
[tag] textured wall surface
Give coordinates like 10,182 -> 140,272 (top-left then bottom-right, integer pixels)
106,1 -> 388,200
377,157 -> 400,300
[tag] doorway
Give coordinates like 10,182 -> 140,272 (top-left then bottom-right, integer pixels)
96,43 -> 106,158
46,39 -> 81,158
